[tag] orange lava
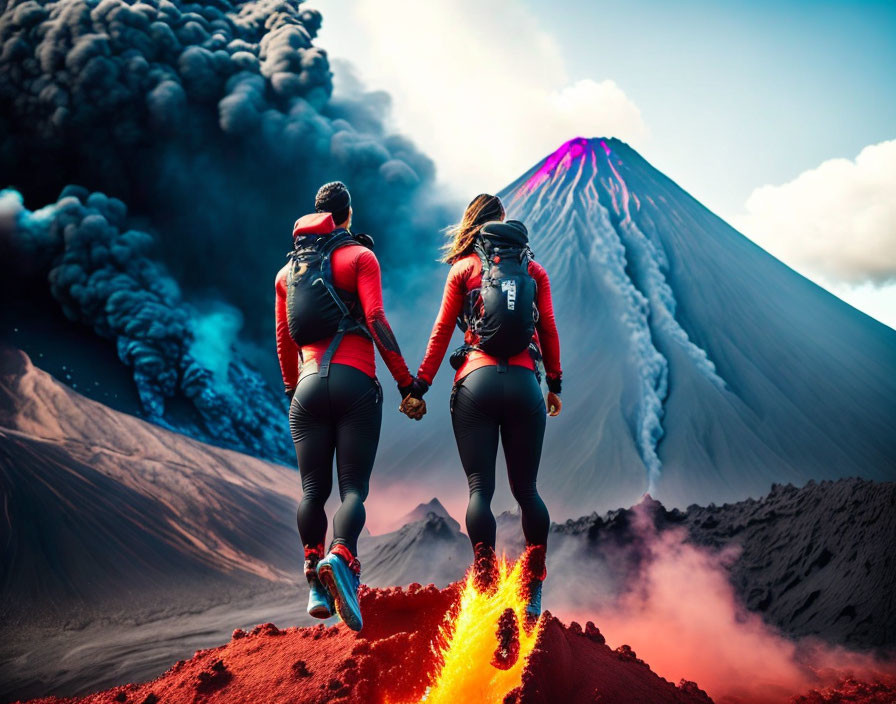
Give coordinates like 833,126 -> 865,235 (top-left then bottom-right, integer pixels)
397,554 -> 542,704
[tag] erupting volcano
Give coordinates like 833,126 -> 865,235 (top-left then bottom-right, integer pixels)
0,0 -> 893,695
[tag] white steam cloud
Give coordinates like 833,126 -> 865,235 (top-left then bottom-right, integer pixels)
320,0 -> 649,192
732,139 -> 896,286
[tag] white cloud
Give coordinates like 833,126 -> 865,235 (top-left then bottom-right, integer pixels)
731,139 -> 896,285
320,0 -> 648,194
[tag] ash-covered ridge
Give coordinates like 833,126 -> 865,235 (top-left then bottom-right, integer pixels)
684,479 -> 896,650
525,478 -> 896,651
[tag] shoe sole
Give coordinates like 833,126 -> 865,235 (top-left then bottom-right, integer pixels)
317,563 -> 363,632
307,603 -> 332,619
306,575 -> 334,619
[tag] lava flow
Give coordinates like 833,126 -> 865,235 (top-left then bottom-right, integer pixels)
408,554 -> 543,704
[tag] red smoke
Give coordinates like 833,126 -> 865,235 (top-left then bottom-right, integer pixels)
556,507 -> 896,704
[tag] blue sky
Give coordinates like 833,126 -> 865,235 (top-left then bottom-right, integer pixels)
319,0 -> 896,327
528,0 -> 896,215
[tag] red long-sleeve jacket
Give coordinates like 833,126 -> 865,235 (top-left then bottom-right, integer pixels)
275,213 -> 414,392
417,252 -> 562,386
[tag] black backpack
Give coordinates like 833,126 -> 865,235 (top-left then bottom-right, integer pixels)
285,229 -> 371,377
459,220 -> 538,360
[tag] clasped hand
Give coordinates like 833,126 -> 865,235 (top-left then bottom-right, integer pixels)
398,377 -> 428,420
399,394 -> 426,421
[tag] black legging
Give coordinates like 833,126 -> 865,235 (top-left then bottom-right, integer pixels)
289,363 -> 382,556
450,365 -> 549,549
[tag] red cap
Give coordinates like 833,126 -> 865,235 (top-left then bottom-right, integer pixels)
293,212 -> 336,238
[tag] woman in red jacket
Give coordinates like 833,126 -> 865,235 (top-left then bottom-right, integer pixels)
410,193 -> 562,623
275,182 -> 422,631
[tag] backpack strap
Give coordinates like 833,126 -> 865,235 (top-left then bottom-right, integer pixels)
315,230 -> 372,378
319,318 -> 350,378
464,236 -> 493,335
468,240 -> 506,369
473,238 -> 492,282
318,231 -> 372,336
528,342 -> 543,383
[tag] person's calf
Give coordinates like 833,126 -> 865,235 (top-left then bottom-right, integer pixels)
296,499 -> 329,549
517,494 -> 550,548
331,494 -> 366,555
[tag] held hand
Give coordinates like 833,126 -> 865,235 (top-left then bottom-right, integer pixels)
546,391 -> 562,417
398,376 -> 429,421
399,395 -> 427,421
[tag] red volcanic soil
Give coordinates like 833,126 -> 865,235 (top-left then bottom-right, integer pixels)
14,583 -> 896,704
18,583 -> 716,704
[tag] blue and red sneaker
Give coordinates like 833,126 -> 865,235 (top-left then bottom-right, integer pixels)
316,544 -> 363,631
524,580 -> 543,627
303,545 -> 333,619
521,544 -> 547,629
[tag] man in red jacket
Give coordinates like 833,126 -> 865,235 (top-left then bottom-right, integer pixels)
275,181 -> 426,631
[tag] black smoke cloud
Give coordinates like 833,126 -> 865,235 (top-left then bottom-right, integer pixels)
0,0 -> 456,458
0,0 -> 451,324
1,186 -> 294,461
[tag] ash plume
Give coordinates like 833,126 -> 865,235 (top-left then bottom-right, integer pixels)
1,186 -> 293,460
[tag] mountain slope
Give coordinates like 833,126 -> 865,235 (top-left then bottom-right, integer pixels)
0,347 -> 307,701
0,346 -> 300,622
361,512 -> 469,589
683,480 -> 896,649
397,498 -> 460,530
529,479 -> 896,652
0,351 -> 474,701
